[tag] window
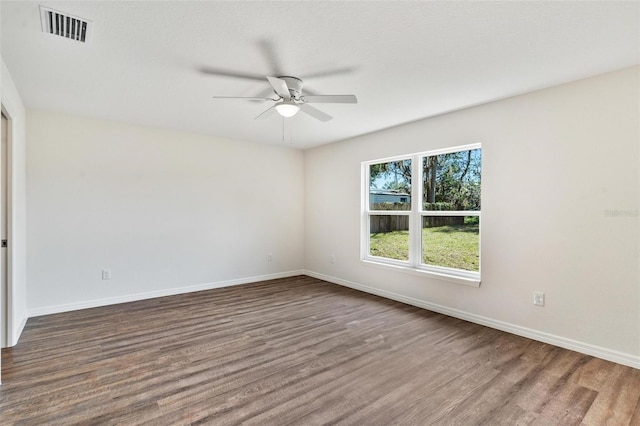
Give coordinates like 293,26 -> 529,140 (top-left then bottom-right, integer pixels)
362,144 -> 482,285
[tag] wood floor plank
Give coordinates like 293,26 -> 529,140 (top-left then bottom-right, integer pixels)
580,364 -> 640,425
1,276 -> 638,425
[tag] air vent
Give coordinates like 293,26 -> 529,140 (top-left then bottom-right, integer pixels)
39,6 -> 93,43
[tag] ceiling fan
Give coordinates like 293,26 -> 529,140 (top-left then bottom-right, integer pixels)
211,75 -> 357,122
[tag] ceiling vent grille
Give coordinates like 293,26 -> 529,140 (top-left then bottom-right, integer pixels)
39,6 -> 93,43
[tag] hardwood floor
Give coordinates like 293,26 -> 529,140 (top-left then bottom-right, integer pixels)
1,276 -> 639,425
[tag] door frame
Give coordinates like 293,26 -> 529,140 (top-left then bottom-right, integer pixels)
0,104 -> 14,350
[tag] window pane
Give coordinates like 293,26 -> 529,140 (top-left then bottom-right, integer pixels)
422,216 -> 479,271
422,149 -> 481,211
370,215 -> 410,261
369,159 -> 411,210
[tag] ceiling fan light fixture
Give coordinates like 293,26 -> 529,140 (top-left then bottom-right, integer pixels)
275,100 -> 300,118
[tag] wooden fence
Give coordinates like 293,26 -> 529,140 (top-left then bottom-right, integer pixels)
370,215 -> 410,233
369,202 -> 464,233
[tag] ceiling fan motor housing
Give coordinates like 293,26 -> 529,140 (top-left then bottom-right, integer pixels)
279,76 -> 304,99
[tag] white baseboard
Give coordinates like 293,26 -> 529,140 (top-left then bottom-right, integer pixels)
304,270 -> 640,370
10,313 -> 28,347
28,270 -> 305,318
22,268 -> 640,370
1,311 -> 28,348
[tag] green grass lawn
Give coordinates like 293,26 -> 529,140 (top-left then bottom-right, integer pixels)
370,223 -> 479,271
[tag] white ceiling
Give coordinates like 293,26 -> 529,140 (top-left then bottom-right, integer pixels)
2,1 -> 639,149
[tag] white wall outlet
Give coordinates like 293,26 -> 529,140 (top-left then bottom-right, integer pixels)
102,269 -> 112,280
267,253 -> 273,262
533,291 -> 545,306
330,254 -> 335,264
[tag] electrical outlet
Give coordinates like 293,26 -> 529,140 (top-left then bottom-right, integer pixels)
267,253 -> 273,262
102,269 -> 112,280
533,291 -> 545,306
330,254 -> 335,264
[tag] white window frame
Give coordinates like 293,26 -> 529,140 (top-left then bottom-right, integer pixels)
361,143 -> 481,287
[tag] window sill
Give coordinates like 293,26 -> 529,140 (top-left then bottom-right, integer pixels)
361,259 -> 481,287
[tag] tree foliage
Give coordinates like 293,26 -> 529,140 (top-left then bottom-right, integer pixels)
425,149 -> 481,210
370,160 -> 412,193
370,149 -> 481,210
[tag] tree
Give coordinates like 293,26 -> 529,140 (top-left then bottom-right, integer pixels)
425,149 -> 481,210
423,156 -> 437,203
369,149 -> 481,210
370,159 -> 411,193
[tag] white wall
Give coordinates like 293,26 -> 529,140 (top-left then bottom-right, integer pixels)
0,59 -> 28,347
304,66 -> 640,367
15,65 -> 640,369
26,111 -> 304,314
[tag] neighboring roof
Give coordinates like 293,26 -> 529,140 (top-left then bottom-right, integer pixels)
370,189 -> 410,197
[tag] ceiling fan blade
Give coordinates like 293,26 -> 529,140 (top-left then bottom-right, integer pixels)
303,66 -> 357,79
212,96 -> 276,101
257,39 -> 284,75
300,103 -> 333,122
200,67 -> 266,82
266,76 -> 291,99
301,95 -> 358,104
255,106 -> 276,120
